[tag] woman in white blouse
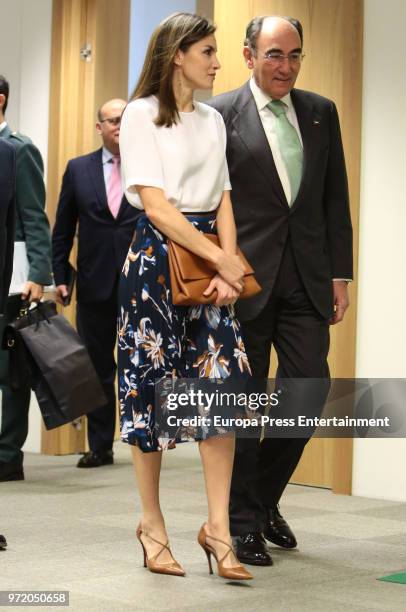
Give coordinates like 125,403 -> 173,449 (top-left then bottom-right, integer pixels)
118,12 -> 252,580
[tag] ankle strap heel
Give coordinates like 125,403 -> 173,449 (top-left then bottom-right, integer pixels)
197,524 -> 253,580
136,524 -> 185,577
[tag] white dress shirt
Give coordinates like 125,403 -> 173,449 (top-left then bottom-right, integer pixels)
250,77 -> 302,205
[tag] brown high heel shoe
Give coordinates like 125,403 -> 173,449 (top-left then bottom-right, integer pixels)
198,524 -> 253,580
136,524 -> 185,576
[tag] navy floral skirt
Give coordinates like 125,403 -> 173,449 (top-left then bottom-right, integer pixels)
117,212 -> 251,452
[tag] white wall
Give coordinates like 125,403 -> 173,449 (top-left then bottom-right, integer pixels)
0,0 -> 23,130
353,0 -> 406,500
0,0 -> 52,173
128,0 -> 196,95
0,0 -> 52,452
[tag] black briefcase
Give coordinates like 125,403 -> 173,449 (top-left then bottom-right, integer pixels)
2,300 -> 107,429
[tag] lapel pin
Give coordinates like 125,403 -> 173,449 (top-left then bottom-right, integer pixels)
313,120 -> 320,125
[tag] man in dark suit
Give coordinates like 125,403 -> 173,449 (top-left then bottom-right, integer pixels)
0,139 -> 15,315
209,16 -> 353,565
0,138 -> 16,548
52,98 -> 140,468
0,75 -> 52,482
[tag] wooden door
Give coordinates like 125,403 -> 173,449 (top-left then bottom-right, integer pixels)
41,0 -> 130,454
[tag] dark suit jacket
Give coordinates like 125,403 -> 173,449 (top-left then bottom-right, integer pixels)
52,148 -> 140,303
0,139 -> 16,313
0,125 -> 52,286
208,82 -> 353,321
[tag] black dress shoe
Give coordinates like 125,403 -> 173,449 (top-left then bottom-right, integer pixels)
0,461 -> 24,482
232,532 -> 273,566
264,506 -> 297,549
76,450 -> 114,468
0,535 -> 7,550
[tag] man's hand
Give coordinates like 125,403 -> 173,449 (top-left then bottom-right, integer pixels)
330,280 -> 349,325
21,281 -> 43,303
56,284 -> 69,306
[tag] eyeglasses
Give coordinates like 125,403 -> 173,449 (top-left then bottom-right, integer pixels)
99,116 -> 122,126
257,51 -> 305,65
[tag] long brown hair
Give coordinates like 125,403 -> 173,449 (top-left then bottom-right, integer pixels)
130,13 -> 216,127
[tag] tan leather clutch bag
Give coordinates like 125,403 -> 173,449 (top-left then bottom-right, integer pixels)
167,234 -> 261,306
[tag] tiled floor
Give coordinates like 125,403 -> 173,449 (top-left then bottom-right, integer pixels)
1,442 -> 405,611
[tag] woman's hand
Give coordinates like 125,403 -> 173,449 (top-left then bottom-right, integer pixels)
203,274 -> 241,306
215,252 -> 245,292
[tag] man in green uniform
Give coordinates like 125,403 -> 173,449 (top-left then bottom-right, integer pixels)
0,75 -> 52,482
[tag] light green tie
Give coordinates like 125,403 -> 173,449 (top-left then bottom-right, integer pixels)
267,100 -> 303,204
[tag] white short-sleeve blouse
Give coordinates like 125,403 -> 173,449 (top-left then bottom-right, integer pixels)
119,95 -> 231,212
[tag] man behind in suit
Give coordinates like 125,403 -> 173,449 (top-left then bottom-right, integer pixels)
52,99 -> 140,468
0,75 -> 52,483
209,16 -> 353,565
0,138 -> 16,551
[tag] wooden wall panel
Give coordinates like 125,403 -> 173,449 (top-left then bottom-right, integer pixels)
87,0 -> 130,151
42,0 -> 130,455
213,0 -> 363,493
47,0 -> 88,229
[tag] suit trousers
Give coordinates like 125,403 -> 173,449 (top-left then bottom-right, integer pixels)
76,284 -> 118,453
0,295 -> 31,465
230,240 -> 331,535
